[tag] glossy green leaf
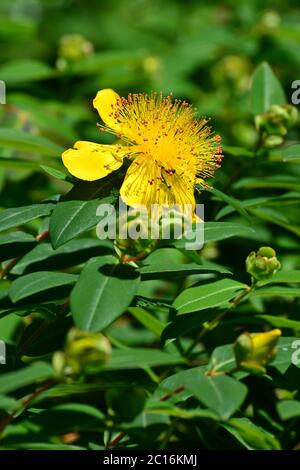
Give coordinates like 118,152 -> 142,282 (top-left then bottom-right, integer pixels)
257,270 -> 300,286
0,203 -> 54,233
251,286 -> 300,298
281,144 -> 300,162
9,271 -> 78,303
277,400 -> 300,420
138,263 -> 229,280
182,373 -> 248,420
223,417 -> 281,450
0,232 -> 37,261
234,175 -> 300,192
107,347 -> 184,369
251,62 -> 286,114
71,256 -> 140,331
174,222 -> 253,247
0,362 -> 53,394
49,199 -> 102,248
173,278 -> 246,314
11,238 -> 113,275
128,307 -> 165,336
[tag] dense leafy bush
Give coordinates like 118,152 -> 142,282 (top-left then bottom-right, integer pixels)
1,0 -> 300,451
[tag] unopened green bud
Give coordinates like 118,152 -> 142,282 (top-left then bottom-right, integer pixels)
257,246 -> 276,257
283,104 -> 298,128
234,329 -> 281,374
57,34 -> 94,71
264,135 -> 284,148
143,56 -> 161,75
246,246 -> 280,281
255,104 -> 298,149
52,351 -> 67,378
115,217 -> 158,261
64,328 -> 112,375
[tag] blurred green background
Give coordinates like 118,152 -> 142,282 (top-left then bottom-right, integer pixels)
0,0 -> 300,205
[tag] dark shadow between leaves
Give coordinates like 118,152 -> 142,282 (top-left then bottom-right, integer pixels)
97,263 -> 140,281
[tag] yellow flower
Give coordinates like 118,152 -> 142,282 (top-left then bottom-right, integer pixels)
234,328 -> 282,374
62,89 -> 223,212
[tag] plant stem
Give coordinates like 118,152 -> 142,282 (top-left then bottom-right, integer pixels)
184,281 -> 256,357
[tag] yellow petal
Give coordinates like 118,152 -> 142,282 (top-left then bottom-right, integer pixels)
120,156 -> 195,212
93,89 -> 122,132
251,329 -> 281,351
62,141 -> 128,181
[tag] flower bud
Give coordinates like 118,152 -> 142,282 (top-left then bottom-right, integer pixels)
52,351 -> 67,379
263,135 -> 284,148
284,104 -> 298,128
58,328 -> 112,375
57,34 -> 94,71
234,329 -> 281,374
143,56 -> 161,75
246,246 -> 281,281
114,213 -> 158,261
255,104 -> 298,148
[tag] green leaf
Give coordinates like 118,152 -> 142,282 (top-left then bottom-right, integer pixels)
255,314 -> 300,331
257,270 -> 300,286
128,307 -> 165,337
216,195 -> 280,220
145,403 -> 217,420
162,309 -> 222,345
270,337 -> 300,373
249,207 -> 300,237
173,278 -> 246,315
0,59 -> 55,83
222,145 -> 254,158
32,403 -> 105,434
107,348 -> 184,370
0,157 -> 45,171
182,373 -> 248,420
251,286 -> 300,298
151,367 -> 206,403
0,128 -> 63,156
0,232 -> 37,262
0,394 -> 19,412
0,203 -> 54,233
9,93 -> 77,142
40,165 -> 69,181
71,50 -> 144,75
203,222 -> 253,242
277,400 -> 300,420
11,238 -> 113,275
251,62 -> 286,115
9,271 -> 78,303
0,362 -> 53,394
71,256 -> 140,331
208,344 -> 237,374
138,263 -> 229,280
234,175 -> 300,192
49,199 -> 103,248
173,222 -> 253,247
223,417 -> 281,450
281,144 -> 300,162
203,185 -> 252,222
